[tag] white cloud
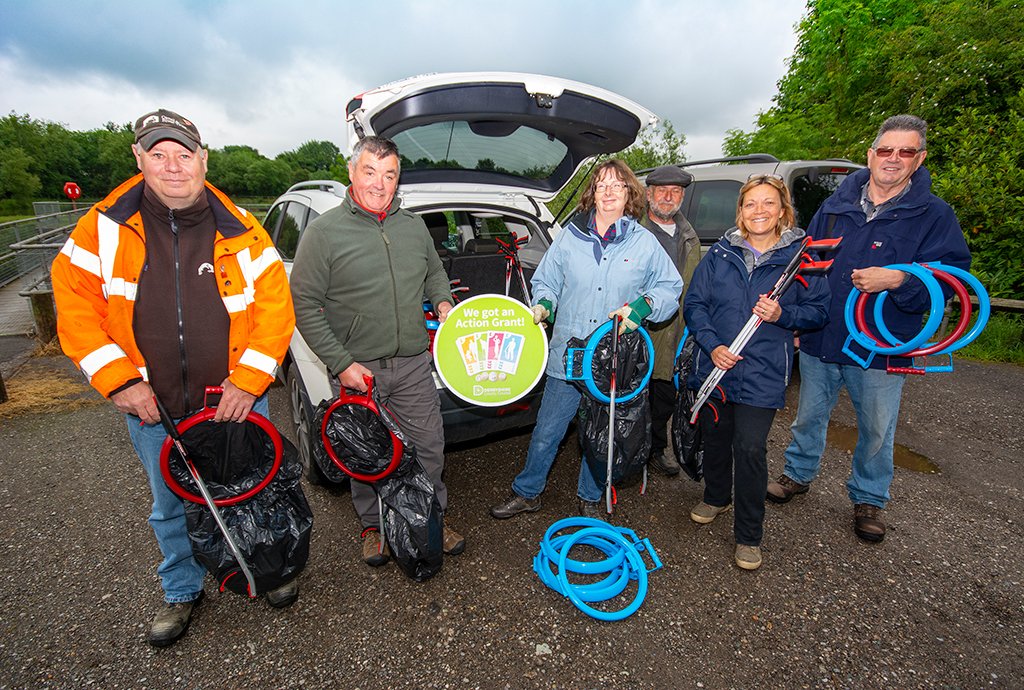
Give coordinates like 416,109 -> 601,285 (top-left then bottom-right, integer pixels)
0,0 -> 807,161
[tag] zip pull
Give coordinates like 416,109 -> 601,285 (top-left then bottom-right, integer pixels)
380,230 -> 390,246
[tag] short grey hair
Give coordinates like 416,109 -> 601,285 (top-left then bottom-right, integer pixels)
872,114 -> 928,150
349,135 -> 401,173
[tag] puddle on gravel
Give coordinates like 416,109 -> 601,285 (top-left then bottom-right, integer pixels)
827,423 -> 940,474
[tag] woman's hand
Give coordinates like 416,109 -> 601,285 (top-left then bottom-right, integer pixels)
753,295 -> 782,323
711,345 -> 742,370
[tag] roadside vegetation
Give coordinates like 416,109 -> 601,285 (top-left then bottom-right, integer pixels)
724,0 -> 1024,301
958,313 -> 1024,366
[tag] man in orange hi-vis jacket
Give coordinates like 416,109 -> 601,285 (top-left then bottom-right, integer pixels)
51,109 -> 295,647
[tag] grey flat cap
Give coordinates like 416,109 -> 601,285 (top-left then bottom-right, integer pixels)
645,165 -> 693,188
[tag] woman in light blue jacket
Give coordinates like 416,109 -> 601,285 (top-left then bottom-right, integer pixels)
489,159 -> 682,520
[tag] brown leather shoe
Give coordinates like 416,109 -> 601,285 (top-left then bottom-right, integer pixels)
146,591 -> 203,648
766,475 -> 809,504
853,503 -> 886,542
361,527 -> 390,566
443,523 -> 466,556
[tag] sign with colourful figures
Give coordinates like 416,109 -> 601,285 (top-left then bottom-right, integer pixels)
433,294 -> 548,407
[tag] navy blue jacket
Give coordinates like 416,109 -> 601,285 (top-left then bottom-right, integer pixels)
684,229 -> 831,409
798,167 -> 971,369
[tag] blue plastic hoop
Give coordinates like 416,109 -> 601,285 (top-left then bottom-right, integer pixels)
555,527 -> 650,621
672,327 -> 690,391
842,263 -> 946,368
566,320 -> 655,404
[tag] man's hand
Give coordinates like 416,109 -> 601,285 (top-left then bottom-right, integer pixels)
111,381 -> 159,424
711,345 -> 742,370
851,267 -> 907,293
531,303 -> 550,325
214,379 -> 257,423
436,301 -> 453,323
339,362 -> 373,392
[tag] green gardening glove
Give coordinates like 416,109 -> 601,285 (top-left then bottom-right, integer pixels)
608,296 -> 652,335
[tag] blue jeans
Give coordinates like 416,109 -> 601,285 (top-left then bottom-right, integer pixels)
512,377 -> 603,503
126,395 -> 268,603
783,356 -> 905,508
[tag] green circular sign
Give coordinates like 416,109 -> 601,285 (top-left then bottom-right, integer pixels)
433,294 -> 548,407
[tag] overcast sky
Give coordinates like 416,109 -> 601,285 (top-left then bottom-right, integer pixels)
0,0 -> 808,162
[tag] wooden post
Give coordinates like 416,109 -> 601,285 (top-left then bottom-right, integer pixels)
0,369 -> 8,404
29,291 -> 58,343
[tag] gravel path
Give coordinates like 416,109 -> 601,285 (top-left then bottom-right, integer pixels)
0,353 -> 1021,689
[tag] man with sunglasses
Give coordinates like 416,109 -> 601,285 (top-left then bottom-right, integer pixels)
639,165 -> 700,477
767,115 -> 970,543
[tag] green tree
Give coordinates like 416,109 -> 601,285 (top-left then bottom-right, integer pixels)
547,119 -> 687,222
0,146 -> 41,206
725,0 -> 1024,296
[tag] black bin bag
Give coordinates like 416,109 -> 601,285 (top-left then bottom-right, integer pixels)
671,333 -> 704,481
165,418 -> 313,595
565,327 -> 652,489
313,385 -> 443,582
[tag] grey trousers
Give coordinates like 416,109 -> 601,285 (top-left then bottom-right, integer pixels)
333,352 -> 448,529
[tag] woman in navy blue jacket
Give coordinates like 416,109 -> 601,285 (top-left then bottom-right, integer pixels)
683,175 -> 830,570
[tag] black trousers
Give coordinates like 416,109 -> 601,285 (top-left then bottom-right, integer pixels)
649,378 -> 677,457
699,401 -> 776,546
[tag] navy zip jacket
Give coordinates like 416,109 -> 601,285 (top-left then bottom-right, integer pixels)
798,167 -> 971,369
684,228 -> 830,409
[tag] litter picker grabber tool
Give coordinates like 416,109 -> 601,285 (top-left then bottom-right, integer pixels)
605,315 -> 620,514
495,232 -> 531,304
155,394 -> 258,598
688,236 -> 841,424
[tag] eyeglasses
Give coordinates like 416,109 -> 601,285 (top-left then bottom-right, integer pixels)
595,182 -> 628,193
873,146 -> 922,159
746,173 -> 785,188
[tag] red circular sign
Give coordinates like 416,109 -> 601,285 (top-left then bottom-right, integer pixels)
63,182 -> 81,200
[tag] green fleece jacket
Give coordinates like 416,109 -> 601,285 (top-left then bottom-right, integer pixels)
290,192 -> 452,377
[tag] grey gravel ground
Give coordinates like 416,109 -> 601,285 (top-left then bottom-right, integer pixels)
0,350 -> 1021,689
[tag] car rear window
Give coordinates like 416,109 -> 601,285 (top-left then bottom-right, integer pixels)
392,121 -> 567,181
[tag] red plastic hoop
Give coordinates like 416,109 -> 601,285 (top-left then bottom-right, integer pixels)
159,388 -> 283,506
319,376 -> 404,482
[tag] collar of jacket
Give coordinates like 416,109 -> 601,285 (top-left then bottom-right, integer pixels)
718,225 -> 805,268
566,209 -> 638,265
344,188 -> 401,222
825,165 -> 934,219
641,209 -> 699,244
99,174 -> 250,239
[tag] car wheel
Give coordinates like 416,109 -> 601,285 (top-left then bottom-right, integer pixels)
286,362 -> 335,487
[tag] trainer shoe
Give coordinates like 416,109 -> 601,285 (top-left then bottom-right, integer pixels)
649,450 -> 681,477
146,591 -> 203,648
443,523 -> 466,556
489,493 -> 542,520
690,501 -> 731,524
265,579 -> 299,609
735,544 -> 763,570
766,475 -> 809,504
578,499 -> 607,520
361,527 -> 390,566
853,503 -> 886,543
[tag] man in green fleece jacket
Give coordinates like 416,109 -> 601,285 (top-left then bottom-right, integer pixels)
290,135 -> 464,566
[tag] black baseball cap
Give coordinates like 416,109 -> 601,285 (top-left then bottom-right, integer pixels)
134,109 -> 203,152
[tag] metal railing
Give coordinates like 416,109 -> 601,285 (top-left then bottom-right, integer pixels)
0,209 -> 88,288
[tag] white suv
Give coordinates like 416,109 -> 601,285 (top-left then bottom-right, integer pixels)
263,72 -> 656,478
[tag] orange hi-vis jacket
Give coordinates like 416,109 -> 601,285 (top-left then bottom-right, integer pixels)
51,174 -> 295,400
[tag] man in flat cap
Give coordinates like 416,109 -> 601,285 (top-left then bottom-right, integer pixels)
641,165 -> 700,477
51,109 -> 296,646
